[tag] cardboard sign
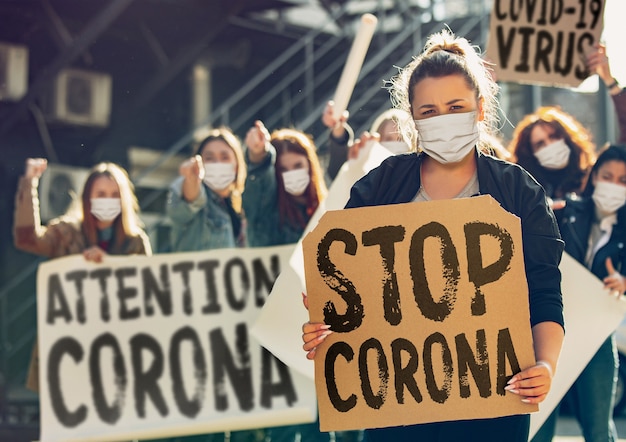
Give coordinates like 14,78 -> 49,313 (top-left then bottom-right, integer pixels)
37,245 -> 318,442
486,0 -> 605,87
302,195 -> 537,431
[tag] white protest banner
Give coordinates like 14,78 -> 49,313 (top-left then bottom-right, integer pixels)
529,252 -> 626,439
303,195 -> 537,431
486,0 -> 605,87
37,245 -> 318,442
251,143 -> 392,379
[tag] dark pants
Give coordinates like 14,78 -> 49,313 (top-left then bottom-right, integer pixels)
363,414 -> 530,442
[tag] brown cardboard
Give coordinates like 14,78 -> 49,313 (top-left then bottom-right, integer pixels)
485,0 -> 605,87
302,195 -> 538,432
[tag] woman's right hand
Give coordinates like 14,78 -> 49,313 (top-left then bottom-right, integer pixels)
348,131 -> 380,160
301,292 -> 332,360
322,100 -> 349,139
25,158 -> 47,179
245,120 -> 270,163
179,155 -> 204,180
83,246 -> 107,263
302,321 -> 332,360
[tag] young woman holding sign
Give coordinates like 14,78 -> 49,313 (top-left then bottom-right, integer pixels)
13,158 -> 152,391
301,29 -> 565,441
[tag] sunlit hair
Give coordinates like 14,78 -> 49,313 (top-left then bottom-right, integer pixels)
271,128 -> 327,229
195,127 -> 246,214
80,162 -> 144,250
389,29 -> 499,152
370,108 -> 414,148
508,106 -> 596,195
482,132 -> 511,160
582,143 -> 626,197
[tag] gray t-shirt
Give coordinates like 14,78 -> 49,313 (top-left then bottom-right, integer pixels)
413,169 -> 479,202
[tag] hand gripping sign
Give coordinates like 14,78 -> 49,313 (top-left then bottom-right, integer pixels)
302,195 -> 538,432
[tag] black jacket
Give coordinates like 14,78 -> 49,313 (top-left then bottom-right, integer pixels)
560,194 -> 626,279
346,150 -> 565,328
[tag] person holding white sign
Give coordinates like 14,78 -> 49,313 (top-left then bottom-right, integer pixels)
302,29 -> 565,441
13,159 -> 152,392
167,127 -> 247,252
536,144 -> 626,442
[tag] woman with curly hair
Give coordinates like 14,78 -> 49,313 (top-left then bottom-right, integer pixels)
509,43 -> 626,204
508,106 -> 596,200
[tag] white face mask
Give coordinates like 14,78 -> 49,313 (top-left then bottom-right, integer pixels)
203,162 -> 236,192
414,111 -> 479,164
381,140 -> 410,154
592,181 -> 626,214
533,139 -> 570,170
91,198 -> 122,222
282,168 -> 310,196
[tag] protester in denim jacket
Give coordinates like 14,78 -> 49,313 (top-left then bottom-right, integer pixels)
165,129 -> 256,442
167,127 -> 246,252
243,121 -> 327,248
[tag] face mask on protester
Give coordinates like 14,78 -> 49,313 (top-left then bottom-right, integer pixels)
380,140 -> 410,154
91,198 -> 122,222
282,168 -> 310,196
414,111 -> 479,164
592,180 -> 626,214
533,139 -> 570,170
203,162 -> 236,191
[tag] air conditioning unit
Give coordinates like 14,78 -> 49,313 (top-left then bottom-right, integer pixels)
0,42 -> 28,101
43,68 -> 112,127
38,164 -> 90,222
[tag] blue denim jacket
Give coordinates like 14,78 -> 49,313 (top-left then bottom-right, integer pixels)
166,176 -> 239,252
242,144 -> 310,247
242,145 -> 281,247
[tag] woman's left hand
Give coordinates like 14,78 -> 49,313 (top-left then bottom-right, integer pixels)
504,360 -> 553,404
604,257 -> 626,297
83,246 -> 107,263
